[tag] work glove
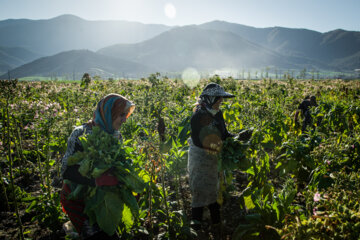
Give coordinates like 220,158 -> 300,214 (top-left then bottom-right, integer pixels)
95,171 -> 119,186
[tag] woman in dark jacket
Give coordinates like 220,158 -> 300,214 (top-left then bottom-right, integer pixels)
188,83 -> 235,230
60,93 -> 135,239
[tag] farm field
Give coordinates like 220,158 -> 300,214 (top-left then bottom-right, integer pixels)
0,76 -> 360,240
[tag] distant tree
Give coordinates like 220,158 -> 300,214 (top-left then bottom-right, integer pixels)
81,73 -> 92,88
300,68 -> 307,79
311,69 -> 315,80
148,72 -> 161,87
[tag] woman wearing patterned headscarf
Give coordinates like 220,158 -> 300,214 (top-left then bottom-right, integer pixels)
188,83 -> 235,232
60,94 -> 135,239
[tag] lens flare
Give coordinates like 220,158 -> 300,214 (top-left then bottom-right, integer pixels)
164,3 -> 176,19
182,68 -> 200,88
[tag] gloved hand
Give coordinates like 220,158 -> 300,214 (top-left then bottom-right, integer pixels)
95,171 -> 119,186
237,128 -> 253,142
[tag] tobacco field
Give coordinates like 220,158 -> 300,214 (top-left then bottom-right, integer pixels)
0,75 -> 359,239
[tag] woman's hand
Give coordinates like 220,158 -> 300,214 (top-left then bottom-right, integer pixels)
95,171 -> 119,186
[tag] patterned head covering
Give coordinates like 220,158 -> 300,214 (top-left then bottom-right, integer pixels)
200,83 -> 235,98
93,94 -> 135,134
196,83 -> 234,114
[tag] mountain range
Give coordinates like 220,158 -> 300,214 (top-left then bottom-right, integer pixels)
4,50 -> 151,79
0,15 -> 359,79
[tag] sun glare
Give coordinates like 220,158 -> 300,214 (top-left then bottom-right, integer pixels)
182,68 -> 200,88
164,3 -> 176,19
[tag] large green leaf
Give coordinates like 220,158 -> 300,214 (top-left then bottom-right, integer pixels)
78,158 -> 92,176
95,191 -> 124,236
121,205 -> 134,231
115,167 -> 145,193
118,188 -> 139,218
244,195 -> 255,209
232,224 -> 259,240
84,188 -> 106,226
67,184 -> 87,200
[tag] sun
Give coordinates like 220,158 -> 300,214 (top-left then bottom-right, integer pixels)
164,3 -> 176,19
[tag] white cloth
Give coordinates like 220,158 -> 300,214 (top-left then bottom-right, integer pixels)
187,138 -> 219,208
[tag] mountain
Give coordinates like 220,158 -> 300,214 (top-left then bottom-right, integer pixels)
199,21 -> 360,66
1,16 -> 358,77
0,50 -> 152,79
98,25 -> 329,72
0,46 -> 42,73
0,14 -> 172,55
331,51 -> 360,70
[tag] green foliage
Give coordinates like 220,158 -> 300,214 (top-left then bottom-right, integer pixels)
220,136 -> 251,171
148,72 -> 161,87
2,78 -> 360,239
280,170 -> 360,239
25,190 -> 65,231
234,179 -> 296,240
80,73 -> 91,88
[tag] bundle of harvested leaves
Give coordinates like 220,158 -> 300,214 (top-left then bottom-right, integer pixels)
219,132 -> 252,171
67,126 -> 146,235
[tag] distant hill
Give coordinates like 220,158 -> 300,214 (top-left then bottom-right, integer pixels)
98,25 -> 330,71
199,21 -> 360,66
0,50 -> 152,79
1,16 -> 359,77
0,46 -> 42,73
330,51 -> 360,70
0,14 -> 172,55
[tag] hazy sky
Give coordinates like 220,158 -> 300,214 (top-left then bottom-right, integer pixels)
1,0 -> 359,32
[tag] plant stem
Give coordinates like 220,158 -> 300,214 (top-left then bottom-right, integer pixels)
146,145 -> 153,239
44,130 -> 52,198
15,119 -> 35,172
35,131 -> 45,188
0,169 -> 10,211
1,108 -> 5,145
160,155 -> 172,238
148,175 -> 153,239
6,100 -> 24,240
12,119 -> 25,175
176,173 -> 181,208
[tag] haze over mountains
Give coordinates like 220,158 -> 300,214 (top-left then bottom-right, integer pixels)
0,14 -> 359,79
0,46 -> 42,73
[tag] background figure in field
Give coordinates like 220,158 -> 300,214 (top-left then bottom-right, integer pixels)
188,83 -> 235,233
60,94 -> 135,239
294,95 -> 318,132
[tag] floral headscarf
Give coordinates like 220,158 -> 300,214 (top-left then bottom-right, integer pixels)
92,94 -> 135,134
195,83 -> 234,115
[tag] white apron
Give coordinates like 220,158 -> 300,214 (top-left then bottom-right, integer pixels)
187,138 -> 219,208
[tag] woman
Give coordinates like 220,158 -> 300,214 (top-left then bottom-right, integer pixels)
188,83 -> 235,230
60,93 -> 135,239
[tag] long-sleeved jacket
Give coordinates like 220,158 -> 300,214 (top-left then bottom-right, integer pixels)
190,106 -> 233,152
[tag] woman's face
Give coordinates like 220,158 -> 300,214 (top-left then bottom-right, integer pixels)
212,97 -> 223,110
112,110 -> 128,130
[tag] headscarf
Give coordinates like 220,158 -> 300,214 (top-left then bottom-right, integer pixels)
195,83 -> 234,115
196,95 -> 222,115
91,94 -> 135,134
